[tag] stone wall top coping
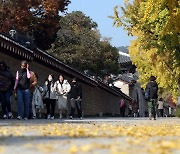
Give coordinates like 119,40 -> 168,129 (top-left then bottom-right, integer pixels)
0,34 -> 33,54
0,34 -> 132,101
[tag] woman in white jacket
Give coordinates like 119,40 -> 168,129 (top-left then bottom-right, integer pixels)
55,74 -> 71,119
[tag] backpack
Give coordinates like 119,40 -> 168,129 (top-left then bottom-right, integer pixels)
144,87 -> 150,101
145,82 -> 158,100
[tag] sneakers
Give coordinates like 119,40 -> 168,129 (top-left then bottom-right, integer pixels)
80,117 -> 83,120
3,115 -> 7,119
69,116 -> 73,119
59,114 -> 62,119
24,117 -> 28,120
8,112 -> 13,119
32,116 -> 36,119
17,116 -> 22,120
47,114 -> 51,119
51,116 -> 54,120
149,113 -> 152,120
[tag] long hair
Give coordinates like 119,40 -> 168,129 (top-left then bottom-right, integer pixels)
58,74 -> 64,83
45,74 -> 55,87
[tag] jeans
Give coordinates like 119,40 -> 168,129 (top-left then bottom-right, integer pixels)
70,98 -> 82,118
29,92 -> 33,118
0,90 -> 12,115
17,89 -> 30,118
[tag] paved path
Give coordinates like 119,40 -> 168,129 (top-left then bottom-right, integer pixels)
0,117 -> 173,125
0,117 -> 180,154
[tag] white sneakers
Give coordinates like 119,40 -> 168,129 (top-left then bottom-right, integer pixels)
47,114 -> 51,119
17,116 -> 22,120
3,115 -> 7,119
47,114 -> 54,120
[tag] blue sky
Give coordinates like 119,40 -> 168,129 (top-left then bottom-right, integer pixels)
67,0 -> 134,47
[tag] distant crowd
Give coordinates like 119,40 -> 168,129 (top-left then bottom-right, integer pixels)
119,75 -> 166,120
0,60 -> 82,120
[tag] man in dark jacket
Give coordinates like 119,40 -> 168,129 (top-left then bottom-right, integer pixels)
69,77 -> 82,119
0,61 -> 14,119
145,76 -> 158,120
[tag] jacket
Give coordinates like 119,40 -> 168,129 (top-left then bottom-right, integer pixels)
70,82 -> 82,99
32,86 -> 44,108
30,71 -> 38,92
145,81 -> 158,100
55,80 -> 71,97
43,81 -> 57,99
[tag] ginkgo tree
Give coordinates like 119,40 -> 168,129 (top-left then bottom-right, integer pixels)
111,0 -> 180,101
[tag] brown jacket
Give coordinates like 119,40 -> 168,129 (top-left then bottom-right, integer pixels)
30,71 -> 37,92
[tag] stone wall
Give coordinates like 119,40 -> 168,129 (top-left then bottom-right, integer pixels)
0,52 -> 129,116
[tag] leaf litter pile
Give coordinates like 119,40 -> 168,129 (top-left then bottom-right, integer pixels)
0,120 -> 180,154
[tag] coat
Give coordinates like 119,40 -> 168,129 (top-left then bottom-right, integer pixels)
32,86 -> 44,108
43,82 -> 57,100
55,80 -> 71,110
30,71 -> 38,93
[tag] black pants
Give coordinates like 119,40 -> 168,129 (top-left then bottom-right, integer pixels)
44,98 -> 56,117
158,109 -> 163,117
0,90 -> 12,115
70,98 -> 82,118
120,107 -> 125,117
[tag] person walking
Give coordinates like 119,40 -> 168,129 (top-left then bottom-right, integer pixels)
128,104 -> 133,117
43,74 -> 57,119
14,61 -> 31,120
29,70 -> 38,119
0,61 -> 14,119
32,74 -> 44,119
120,99 -> 126,117
157,98 -> 164,117
69,77 -> 82,119
145,76 -> 158,120
55,74 -> 71,119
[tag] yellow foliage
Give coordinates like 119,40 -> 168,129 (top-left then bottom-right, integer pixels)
113,0 -> 180,101
0,147 -> 5,153
1,122 -> 180,153
69,145 -> 78,153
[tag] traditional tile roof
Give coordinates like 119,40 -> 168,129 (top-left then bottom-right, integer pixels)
0,33 -> 132,101
113,73 -> 138,84
118,51 -> 131,65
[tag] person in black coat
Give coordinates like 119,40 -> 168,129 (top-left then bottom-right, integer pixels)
69,77 -> 82,119
145,75 -> 158,120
